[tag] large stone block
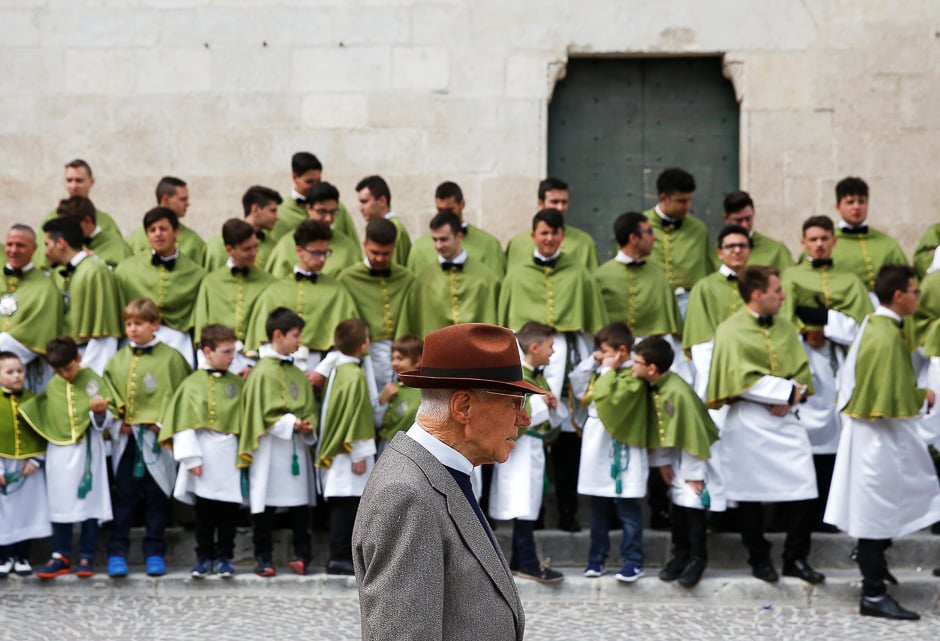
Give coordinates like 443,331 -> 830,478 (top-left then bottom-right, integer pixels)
302,93 -> 369,129
291,46 -> 390,92
898,74 -> 940,127
0,10 -> 40,47
0,48 -> 64,95
506,53 -> 560,100
448,47 -> 505,96
158,8 -> 331,48
740,52 -> 817,110
391,46 -> 449,91
367,92 -> 435,129
481,175 -> 537,241
331,6 -> 411,46
135,47 -> 212,93
39,8 -> 161,48
209,46 -> 291,92
65,49 -> 136,94
866,21 -> 932,75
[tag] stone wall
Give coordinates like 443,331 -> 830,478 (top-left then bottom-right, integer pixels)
1,0 -> 937,253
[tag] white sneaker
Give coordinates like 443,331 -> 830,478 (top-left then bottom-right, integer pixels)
13,558 -> 32,576
0,557 -> 13,577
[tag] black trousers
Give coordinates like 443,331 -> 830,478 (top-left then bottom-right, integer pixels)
252,505 -> 310,562
811,454 -> 836,527
670,505 -> 708,563
194,497 -> 240,560
857,538 -> 893,597
737,500 -> 813,565
549,431 -> 581,524
328,497 -> 360,563
107,444 -> 169,559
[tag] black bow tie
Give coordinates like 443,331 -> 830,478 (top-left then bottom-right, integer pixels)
206,369 -> 226,377
811,258 -> 833,269
461,225 -> 469,236
279,357 -> 295,366
532,367 -> 545,378
255,230 -> 266,242
534,256 -> 557,269
295,271 -> 318,284
3,266 -> 24,278
294,196 -> 306,206
231,266 -> 250,277
662,218 -> 683,231
151,254 -> 176,271
897,318 -> 905,329
626,260 -> 645,268
841,225 -> 869,235
726,273 -> 738,281
2,389 -> 22,398
132,345 -> 155,356
757,315 -> 774,328
83,237 -> 95,246
59,263 -> 76,278
440,261 -> 464,271
369,268 -> 392,278
646,382 -> 659,393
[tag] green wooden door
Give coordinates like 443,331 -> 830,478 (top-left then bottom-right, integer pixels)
548,57 -> 739,260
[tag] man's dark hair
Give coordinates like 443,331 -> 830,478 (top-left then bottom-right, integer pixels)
200,324 -> 238,350
334,318 -> 369,356
222,218 -> 254,247
364,218 -> 397,245
874,264 -> 916,306
155,176 -> 186,205
356,175 -> 391,206
46,336 -> 79,368
656,167 -> 696,195
435,181 -> 463,203
291,152 -> 322,176
142,207 -> 179,231
613,212 -> 649,246
265,307 -> 305,341
429,210 -> 462,235
42,217 -> 83,250
835,176 -> 868,203
738,265 -> 780,302
305,181 -> 340,205
594,322 -> 634,351
242,185 -> 282,217
723,190 -> 754,215
294,219 -> 333,246
717,224 -> 753,248
538,177 -> 568,202
517,321 -> 555,355
531,208 -> 564,232
65,159 -> 93,177
802,215 -> 835,235
633,336 -> 674,374
56,196 -> 97,224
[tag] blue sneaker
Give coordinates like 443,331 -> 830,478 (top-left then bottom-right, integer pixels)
145,556 -> 166,577
583,562 -> 605,578
615,563 -> 644,583
216,558 -> 235,579
191,558 -> 213,579
107,556 -> 128,578
36,553 -> 70,579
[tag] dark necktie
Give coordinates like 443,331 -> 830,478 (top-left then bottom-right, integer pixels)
59,263 -> 76,279
369,268 -> 392,278
295,271 -> 318,284
2,389 -> 22,397
841,225 -> 869,235
626,260 -> 645,268
151,254 -> 176,271
811,258 -> 833,268
133,345 -> 154,356
440,262 -> 464,271
726,273 -> 738,281
231,266 -> 250,277
444,466 -> 497,550
255,230 -> 266,241
533,256 -> 557,269
3,266 -> 23,278
279,357 -> 295,366
757,315 -> 774,328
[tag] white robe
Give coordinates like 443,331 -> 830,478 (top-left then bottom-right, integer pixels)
46,418 -> 113,523
247,413 -> 317,514
109,422 -> 177,497
649,447 -> 726,512
0,457 -> 51,544
172,429 -> 243,505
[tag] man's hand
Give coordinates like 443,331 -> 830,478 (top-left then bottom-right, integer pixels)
804,329 -> 826,349
379,382 -> 398,405
237,366 -> 252,380
928,389 -> 936,410
658,465 -> 675,485
307,371 -> 327,390
294,419 -> 313,434
189,465 -> 203,477
119,422 -> 133,435
89,394 -> 110,414
769,404 -> 790,417
543,391 -> 558,409
685,479 -> 704,496
351,460 -> 367,475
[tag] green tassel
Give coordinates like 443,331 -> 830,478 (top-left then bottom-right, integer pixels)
291,453 -> 300,476
240,469 -> 250,498
77,474 -> 91,499
700,484 -> 711,510
133,426 -> 146,478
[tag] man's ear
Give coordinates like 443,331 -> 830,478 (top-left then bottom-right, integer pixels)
450,390 -> 473,425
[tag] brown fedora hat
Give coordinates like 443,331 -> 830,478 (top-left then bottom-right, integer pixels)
398,323 -> 545,394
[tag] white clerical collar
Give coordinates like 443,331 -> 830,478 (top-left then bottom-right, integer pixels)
654,204 -> 679,224
407,422 -> 474,473
293,266 -> 318,277
874,306 -> 902,323
129,337 -> 161,349
384,211 -> 398,220
614,250 -> 644,265
838,220 -> 867,230
533,247 -> 561,261
291,187 -> 305,201
333,353 -> 361,367
438,249 -> 467,265
90,225 -> 102,239
6,262 -> 34,273
719,264 -> 737,278
152,249 -> 180,262
70,250 -> 89,267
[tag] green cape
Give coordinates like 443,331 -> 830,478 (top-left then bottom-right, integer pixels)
86,230 -> 132,268
780,261 -> 873,331
264,229 -> 361,278
19,369 -> 115,445
52,255 -> 123,341
35,210 -> 122,267
913,222 -> 940,279
272,198 -> 358,243
129,222 -> 207,266
0,389 -> 44,458
594,258 -> 682,338
237,356 -> 318,466
831,226 -> 908,291
337,262 -> 415,341
158,369 -> 243,445
396,258 -> 500,338
647,372 -> 717,460
590,367 -> 649,447
916,269 -> 940,355
682,271 -> 744,351
407,224 -> 507,276
645,208 -> 717,290
193,265 -> 274,341
843,314 -> 926,419
519,365 -> 552,439
749,231 -> 794,271
204,232 -> 278,273
498,253 -> 608,332
244,273 -> 359,353
0,267 -> 63,354
387,215 -> 412,268
317,361 -> 375,468
379,382 -> 421,441
114,252 -> 206,332
104,342 -> 193,425
707,308 -> 813,409
505,224 -> 599,272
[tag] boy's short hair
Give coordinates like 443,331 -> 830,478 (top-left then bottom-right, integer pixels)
723,190 -> 754,215
391,335 -> 423,362
221,218 -> 255,247
200,323 -> 238,350
516,321 -> 555,354
429,210 -> 462,235
531,208 -> 564,232
874,264 -> 916,305
717,224 -> 753,248
56,196 -> 97,224
42,217 -> 84,250
155,176 -> 186,204
613,212 -> 648,246
355,175 -> 391,206
435,181 -> 463,202
656,167 -> 696,195
738,265 -> 779,303
364,218 -> 397,245
124,297 -> 162,323
802,215 -> 835,235
632,336 -> 674,374
294,219 -> 333,246
305,181 -> 340,205
334,318 -> 369,356
265,307 -> 305,341
46,337 -> 79,369
65,158 -> 94,176
594,322 -> 634,350
835,176 -> 868,203
537,177 -> 568,201
291,152 -> 322,175
242,185 -> 282,216
142,206 -> 179,231
0,351 -> 23,367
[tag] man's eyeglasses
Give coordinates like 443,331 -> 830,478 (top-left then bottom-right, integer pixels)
720,243 -> 749,251
299,246 -> 333,259
312,207 -> 338,217
480,389 -> 529,412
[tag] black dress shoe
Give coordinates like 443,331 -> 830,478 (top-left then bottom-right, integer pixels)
326,559 -> 355,575
860,595 -> 920,620
658,557 -> 687,582
934,567 -> 940,578
558,517 -> 581,533
677,558 -> 706,588
782,559 -> 825,584
751,560 -> 779,583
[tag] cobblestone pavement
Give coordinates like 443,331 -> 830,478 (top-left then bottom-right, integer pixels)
1,593 -> 937,641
